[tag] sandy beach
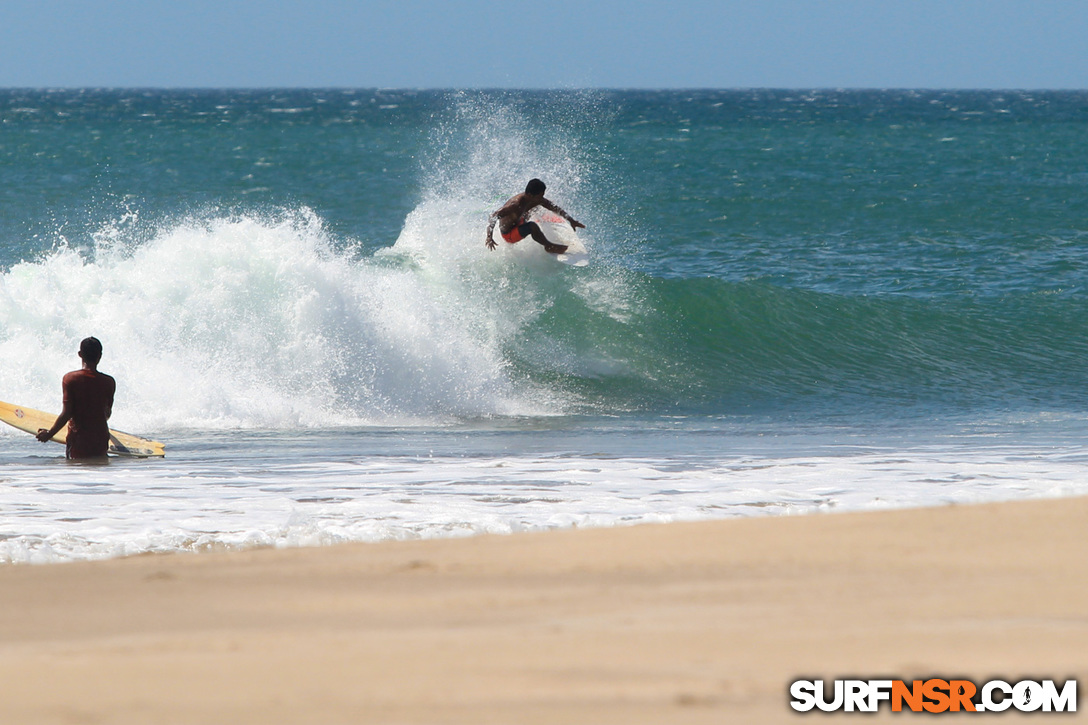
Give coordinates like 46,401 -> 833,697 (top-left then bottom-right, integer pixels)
0,496 -> 1085,724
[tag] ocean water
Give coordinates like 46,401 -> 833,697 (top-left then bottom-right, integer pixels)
2,89 -> 1088,563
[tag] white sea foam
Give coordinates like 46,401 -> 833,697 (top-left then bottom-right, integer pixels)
0,205 -> 601,431
1,435 -> 1085,564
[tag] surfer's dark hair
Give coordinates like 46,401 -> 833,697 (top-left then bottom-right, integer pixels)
79,336 -> 103,362
526,178 -> 546,195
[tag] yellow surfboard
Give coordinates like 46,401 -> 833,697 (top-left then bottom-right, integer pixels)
0,400 -> 165,458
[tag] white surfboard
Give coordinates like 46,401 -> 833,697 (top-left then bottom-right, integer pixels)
490,207 -> 589,267
534,210 -> 589,267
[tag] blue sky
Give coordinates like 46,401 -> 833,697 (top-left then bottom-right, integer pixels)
2,0 -> 1086,89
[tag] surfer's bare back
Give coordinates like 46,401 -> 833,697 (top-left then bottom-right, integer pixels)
485,178 -> 585,253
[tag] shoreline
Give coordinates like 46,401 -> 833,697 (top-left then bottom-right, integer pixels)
1,496 -> 1085,723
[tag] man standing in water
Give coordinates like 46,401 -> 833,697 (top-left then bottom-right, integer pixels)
485,178 -> 585,253
37,337 -> 116,460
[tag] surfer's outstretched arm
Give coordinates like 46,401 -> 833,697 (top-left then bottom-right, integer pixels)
485,216 -> 498,250
540,199 -> 585,230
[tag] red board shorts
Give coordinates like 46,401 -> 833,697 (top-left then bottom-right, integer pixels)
501,224 -> 530,244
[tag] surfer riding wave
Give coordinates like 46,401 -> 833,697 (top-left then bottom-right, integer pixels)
485,178 -> 585,254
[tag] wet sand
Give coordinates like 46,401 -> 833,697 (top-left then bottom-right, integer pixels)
1,496 -> 1085,724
